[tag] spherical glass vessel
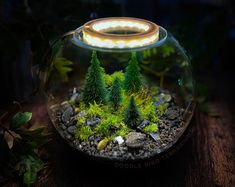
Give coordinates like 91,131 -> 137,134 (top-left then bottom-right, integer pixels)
42,17 -> 195,165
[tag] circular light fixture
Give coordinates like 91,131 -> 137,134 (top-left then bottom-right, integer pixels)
81,17 -> 159,49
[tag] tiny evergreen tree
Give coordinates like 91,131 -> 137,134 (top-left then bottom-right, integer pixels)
109,77 -> 122,109
124,52 -> 142,93
82,51 -> 107,105
124,96 -> 141,129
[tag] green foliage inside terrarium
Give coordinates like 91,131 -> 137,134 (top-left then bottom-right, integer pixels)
45,23 -> 195,161
71,51 -> 166,144
48,38 -> 194,160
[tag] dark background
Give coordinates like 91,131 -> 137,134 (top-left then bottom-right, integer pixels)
0,0 -> 235,186
0,0 -> 235,105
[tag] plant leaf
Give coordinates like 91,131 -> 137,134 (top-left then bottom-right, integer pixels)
22,155 -> 43,187
53,57 -> 73,82
4,130 -> 21,149
16,127 -> 50,149
11,112 -> 32,129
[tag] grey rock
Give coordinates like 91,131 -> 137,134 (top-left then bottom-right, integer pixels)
155,93 -> 172,107
61,124 -> 67,130
155,97 -> 164,106
125,132 -> 146,149
61,103 -> 74,123
149,132 -> 161,141
73,87 -> 77,94
66,134 -> 72,139
113,151 -> 118,157
138,120 -> 150,130
49,104 -> 59,113
61,101 -> 73,111
163,94 -> 172,102
70,93 -> 81,104
114,136 -> 124,145
67,126 -> 77,134
86,118 -> 101,126
78,110 -> 87,118
166,109 -> 179,120
71,110 -> 87,121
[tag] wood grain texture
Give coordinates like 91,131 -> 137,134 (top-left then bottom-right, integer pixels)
2,97 -> 235,187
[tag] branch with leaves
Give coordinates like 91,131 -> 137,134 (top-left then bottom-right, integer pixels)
0,110 -> 50,187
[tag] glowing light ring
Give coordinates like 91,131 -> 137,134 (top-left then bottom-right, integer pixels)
81,17 -> 159,49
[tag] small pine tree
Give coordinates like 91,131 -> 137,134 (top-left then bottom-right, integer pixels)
124,96 -> 141,129
82,51 -> 107,105
124,52 -> 142,93
109,77 -> 122,109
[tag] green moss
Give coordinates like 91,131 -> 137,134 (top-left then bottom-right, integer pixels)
95,113 -> 123,137
112,71 -> 125,83
75,126 -> 93,141
78,102 -> 86,111
141,101 -> 159,122
104,74 -> 113,87
77,116 -> 86,126
95,119 -> 111,137
104,113 -> 123,126
143,123 -> 158,133
115,124 -> 131,137
105,71 -> 124,87
74,50 -> 170,140
87,102 -> 103,118
157,103 -> 169,116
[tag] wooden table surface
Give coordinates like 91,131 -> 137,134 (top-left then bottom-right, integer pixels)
18,92 -> 234,187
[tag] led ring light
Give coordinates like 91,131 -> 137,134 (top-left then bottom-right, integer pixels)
82,17 -> 159,49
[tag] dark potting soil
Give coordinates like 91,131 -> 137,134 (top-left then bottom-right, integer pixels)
49,89 -> 189,161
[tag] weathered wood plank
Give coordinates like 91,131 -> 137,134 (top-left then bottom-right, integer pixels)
185,110 -> 214,187
3,97 -> 235,187
186,102 -> 235,187
207,102 -> 235,187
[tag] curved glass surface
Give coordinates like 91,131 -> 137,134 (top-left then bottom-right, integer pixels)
42,18 -> 195,161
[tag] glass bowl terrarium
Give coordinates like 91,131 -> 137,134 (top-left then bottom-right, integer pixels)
42,17 -> 195,166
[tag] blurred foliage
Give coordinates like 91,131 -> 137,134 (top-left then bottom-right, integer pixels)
52,57 -> 73,82
140,43 -> 176,87
0,111 -> 50,186
11,112 -> 32,130
21,155 -> 43,187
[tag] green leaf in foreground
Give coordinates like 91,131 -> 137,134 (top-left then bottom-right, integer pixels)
17,127 -> 50,149
11,112 -> 32,129
22,155 -> 43,187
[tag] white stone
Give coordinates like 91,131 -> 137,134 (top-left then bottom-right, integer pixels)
114,136 -> 124,145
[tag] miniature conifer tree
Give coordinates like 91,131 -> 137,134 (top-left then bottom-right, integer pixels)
124,96 -> 141,129
109,77 -> 122,109
82,51 -> 107,105
124,52 -> 142,93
